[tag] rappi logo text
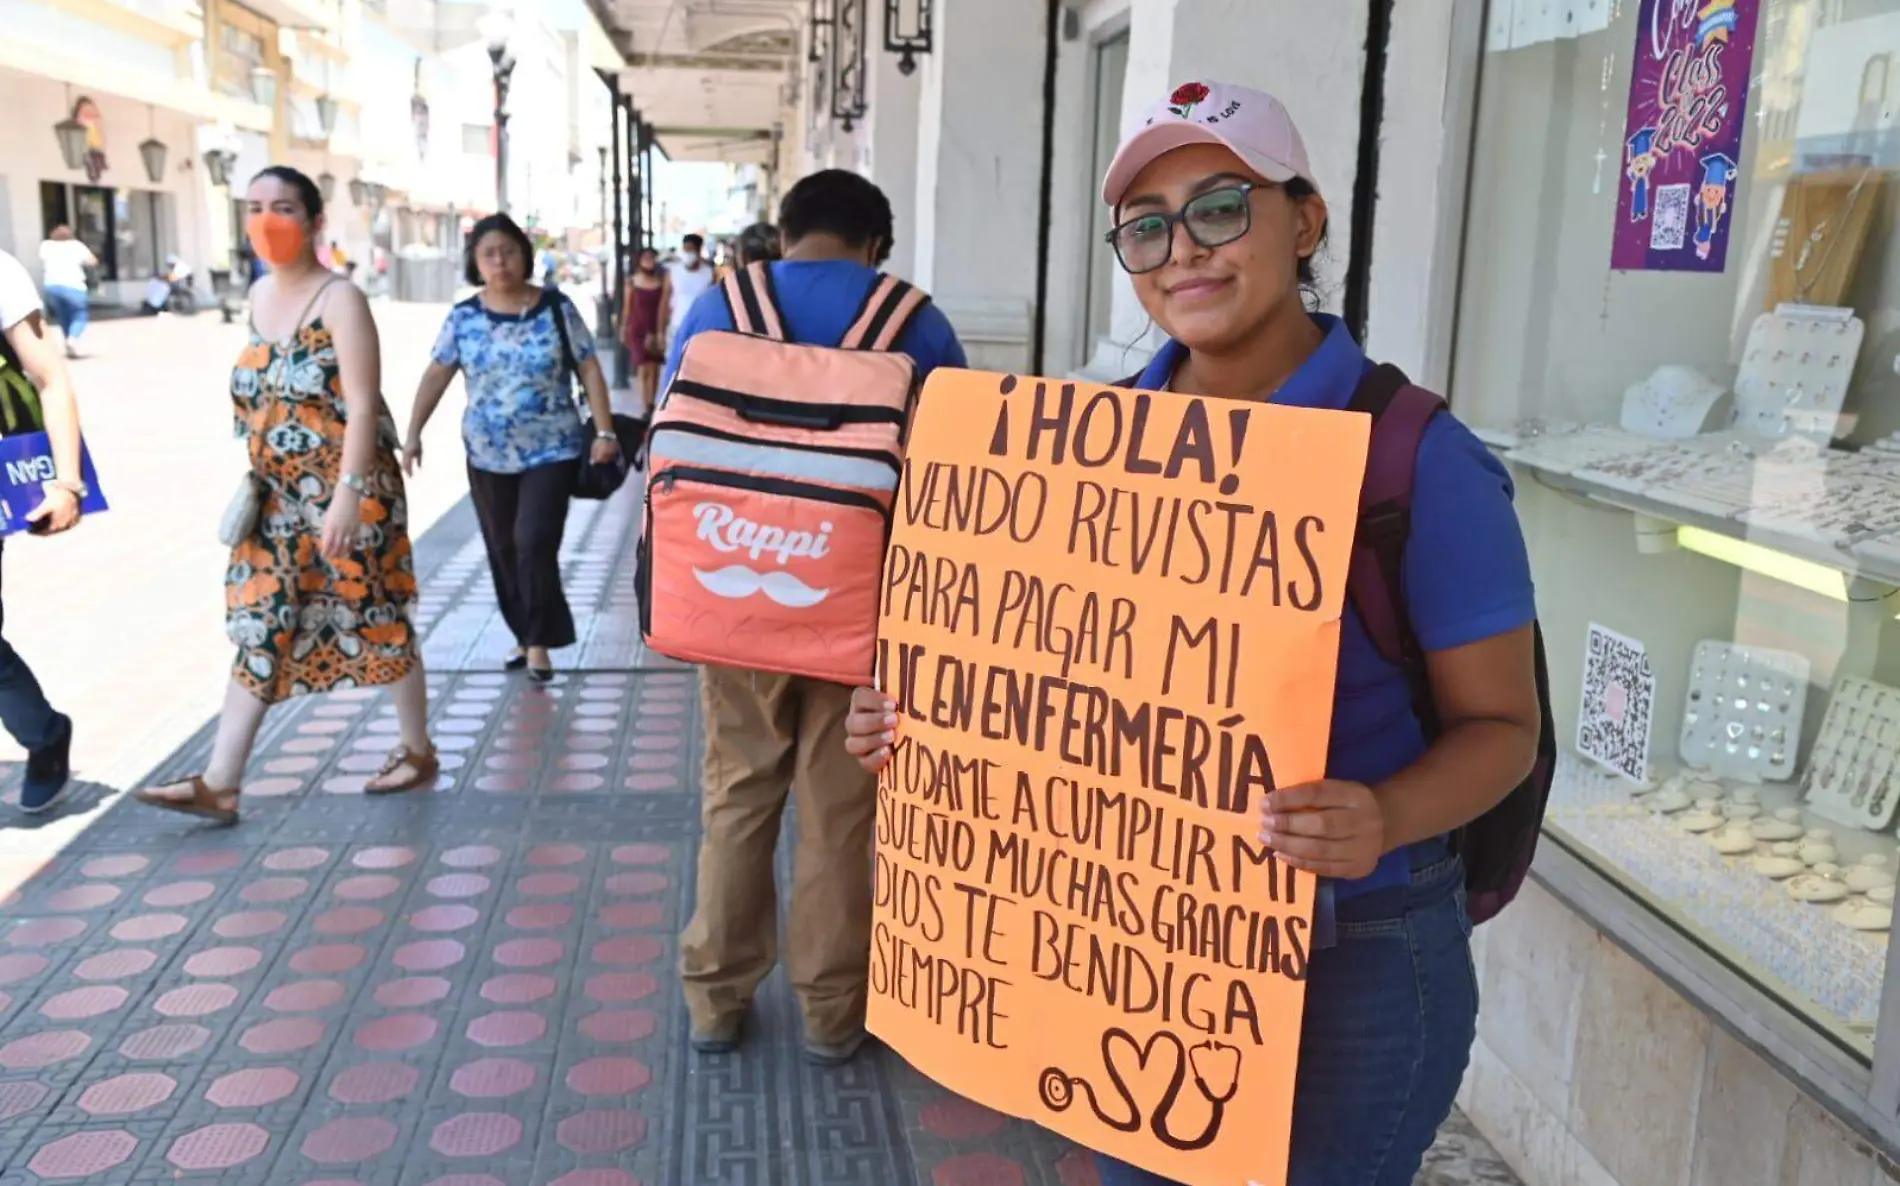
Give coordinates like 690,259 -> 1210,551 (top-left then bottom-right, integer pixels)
692,501 -> 833,565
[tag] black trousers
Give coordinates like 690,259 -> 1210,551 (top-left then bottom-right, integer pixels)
467,459 -> 580,651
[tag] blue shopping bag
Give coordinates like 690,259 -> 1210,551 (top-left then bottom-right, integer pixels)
0,431 -> 107,536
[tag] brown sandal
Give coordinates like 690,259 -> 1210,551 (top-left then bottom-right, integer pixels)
133,777 -> 240,826
364,745 -> 439,795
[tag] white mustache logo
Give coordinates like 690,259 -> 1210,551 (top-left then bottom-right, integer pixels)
693,565 -> 831,608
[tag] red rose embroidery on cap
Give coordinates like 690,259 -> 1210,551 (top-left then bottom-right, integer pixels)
1171,82 -> 1211,107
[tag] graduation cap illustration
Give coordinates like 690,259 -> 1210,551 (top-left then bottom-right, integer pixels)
1700,152 -> 1739,191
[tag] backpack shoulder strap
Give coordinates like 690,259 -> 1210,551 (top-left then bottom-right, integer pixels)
1345,362 -> 1447,732
547,289 -> 577,383
1113,370 -> 1145,388
842,273 -> 930,352
722,261 -> 787,340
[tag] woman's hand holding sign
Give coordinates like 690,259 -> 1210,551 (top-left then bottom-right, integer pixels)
845,687 -> 899,772
1259,780 -> 1389,880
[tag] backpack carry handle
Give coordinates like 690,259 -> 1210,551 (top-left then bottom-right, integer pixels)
736,402 -> 846,431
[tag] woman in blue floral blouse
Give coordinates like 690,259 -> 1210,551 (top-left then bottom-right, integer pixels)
406,213 -> 619,682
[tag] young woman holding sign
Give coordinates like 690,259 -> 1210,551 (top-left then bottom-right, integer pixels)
844,82 -> 1541,1186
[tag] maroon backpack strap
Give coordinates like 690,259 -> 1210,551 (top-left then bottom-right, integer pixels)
1346,362 -> 1447,734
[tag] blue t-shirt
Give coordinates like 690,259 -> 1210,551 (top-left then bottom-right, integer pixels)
430,290 -> 594,474
1136,315 -> 1536,900
661,259 -> 969,389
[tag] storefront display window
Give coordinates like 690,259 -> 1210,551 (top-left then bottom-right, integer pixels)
1453,0 -> 1900,1063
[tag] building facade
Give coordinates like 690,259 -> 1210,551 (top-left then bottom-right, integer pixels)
0,0 -> 618,310
758,0 -> 1900,1182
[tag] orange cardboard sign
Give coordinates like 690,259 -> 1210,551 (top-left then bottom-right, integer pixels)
867,369 -> 1369,1186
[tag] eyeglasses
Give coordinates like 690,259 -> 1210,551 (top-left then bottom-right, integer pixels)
1105,183 -> 1266,275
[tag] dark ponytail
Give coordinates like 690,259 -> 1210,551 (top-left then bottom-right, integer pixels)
250,165 -> 324,220
1285,176 -> 1327,311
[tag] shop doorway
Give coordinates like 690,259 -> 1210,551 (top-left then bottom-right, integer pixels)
38,182 -> 113,282
39,182 -> 175,295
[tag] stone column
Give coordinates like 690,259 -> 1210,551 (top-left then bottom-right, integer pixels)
866,43 -> 923,280
909,0 -> 1050,371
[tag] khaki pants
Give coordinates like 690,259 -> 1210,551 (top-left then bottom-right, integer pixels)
679,665 -> 876,1045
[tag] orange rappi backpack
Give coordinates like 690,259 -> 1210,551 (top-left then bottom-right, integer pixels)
637,260 -> 932,684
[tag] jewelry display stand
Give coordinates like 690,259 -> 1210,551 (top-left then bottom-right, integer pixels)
1679,640 -> 1810,782
1619,366 -> 1731,439
1803,675 -> 1900,831
1731,305 -> 1864,442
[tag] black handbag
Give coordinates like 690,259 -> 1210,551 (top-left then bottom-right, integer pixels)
550,292 -> 647,501
574,413 -> 648,500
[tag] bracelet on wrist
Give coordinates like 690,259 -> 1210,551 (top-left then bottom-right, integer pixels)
337,472 -> 368,495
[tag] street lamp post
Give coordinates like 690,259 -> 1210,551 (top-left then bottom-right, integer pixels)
596,145 -> 609,297
480,6 -> 517,215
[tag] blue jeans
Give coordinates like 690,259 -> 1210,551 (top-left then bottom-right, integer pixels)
42,285 -> 88,342
1094,857 -> 1479,1186
0,547 -> 60,752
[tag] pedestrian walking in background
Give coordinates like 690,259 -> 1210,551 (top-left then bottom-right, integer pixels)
620,246 -> 667,412
0,248 -> 88,814
847,80 -> 1543,1186
665,170 -> 967,1065
730,221 -> 780,269
663,233 -> 715,359
135,165 -> 437,826
406,212 -> 620,684
36,227 -> 95,359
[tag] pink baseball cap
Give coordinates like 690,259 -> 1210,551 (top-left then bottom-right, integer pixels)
1101,81 -> 1316,207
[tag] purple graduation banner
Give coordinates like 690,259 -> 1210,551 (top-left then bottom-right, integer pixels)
1613,0 -> 1760,273
0,431 -> 107,537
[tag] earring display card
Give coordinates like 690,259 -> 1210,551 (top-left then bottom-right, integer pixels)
1578,623 -> 1656,783
1679,640 -> 1810,783
1803,676 -> 1900,831
1731,306 -> 1864,442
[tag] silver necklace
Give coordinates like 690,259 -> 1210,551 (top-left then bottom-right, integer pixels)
1793,169 -> 1875,299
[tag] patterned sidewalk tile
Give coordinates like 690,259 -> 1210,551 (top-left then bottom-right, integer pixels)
0,482 -> 1518,1186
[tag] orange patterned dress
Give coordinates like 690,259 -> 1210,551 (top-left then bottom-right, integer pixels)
227,319 -> 419,703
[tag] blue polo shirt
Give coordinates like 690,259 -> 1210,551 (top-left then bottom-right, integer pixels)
661,259 -> 968,389
1136,315 -> 1536,900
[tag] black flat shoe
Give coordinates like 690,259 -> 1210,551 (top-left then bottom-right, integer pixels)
503,651 -> 528,672
527,667 -> 555,684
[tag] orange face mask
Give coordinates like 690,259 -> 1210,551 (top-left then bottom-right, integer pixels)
246,212 -> 307,267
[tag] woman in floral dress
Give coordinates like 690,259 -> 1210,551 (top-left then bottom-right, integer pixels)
135,166 -> 437,824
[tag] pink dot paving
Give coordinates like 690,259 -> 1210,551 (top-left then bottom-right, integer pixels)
328,1061 -> 420,1105
120,1023 -> 210,1060
301,1116 -> 399,1164
28,1130 -> 138,1178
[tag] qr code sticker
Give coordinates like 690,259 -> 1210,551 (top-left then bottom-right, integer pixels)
1577,623 -> 1655,783
1650,184 -> 1690,251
